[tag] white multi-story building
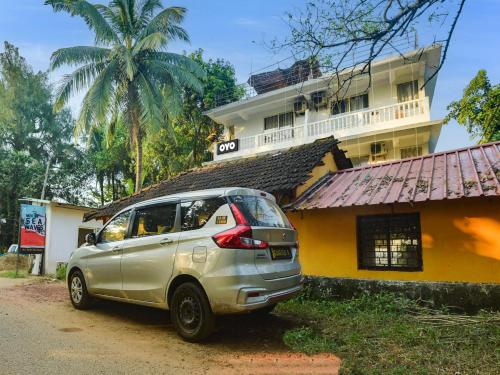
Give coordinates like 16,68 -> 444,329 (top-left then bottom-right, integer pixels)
206,44 -> 443,166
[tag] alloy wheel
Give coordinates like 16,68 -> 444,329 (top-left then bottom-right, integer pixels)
71,275 -> 83,304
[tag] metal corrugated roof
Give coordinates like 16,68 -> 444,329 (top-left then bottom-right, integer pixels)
293,142 -> 500,210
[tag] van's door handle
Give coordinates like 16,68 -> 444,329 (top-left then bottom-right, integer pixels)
159,238 -> 173,245
111,246 -> 122,253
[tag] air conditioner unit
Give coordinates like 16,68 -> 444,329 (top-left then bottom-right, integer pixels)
311,91 -> 328,110
294,96 -> 308,115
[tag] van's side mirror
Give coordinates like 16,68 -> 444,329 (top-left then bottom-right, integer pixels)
85,232 -> 96,245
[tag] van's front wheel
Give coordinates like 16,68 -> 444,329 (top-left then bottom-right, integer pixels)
68,270 -> 92,310
170,282 -> 214,342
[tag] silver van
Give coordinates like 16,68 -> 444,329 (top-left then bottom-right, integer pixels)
66,187 -> 302,341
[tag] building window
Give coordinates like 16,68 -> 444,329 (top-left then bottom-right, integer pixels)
332,93 -> 369,115
349,155 -> 370,167
264,112 -> 294,131
357,213 -> 423,271
397,80 -> 419,102
400,146 -> 422,159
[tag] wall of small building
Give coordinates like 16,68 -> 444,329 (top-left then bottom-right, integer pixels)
287,198 -> 500,284
44,205 -> 102,274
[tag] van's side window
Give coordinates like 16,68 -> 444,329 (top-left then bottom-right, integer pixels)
99,210 -> 131,243
181,198 -> 226,231
131,204 -> 177,237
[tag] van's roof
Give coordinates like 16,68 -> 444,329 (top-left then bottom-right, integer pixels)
119,187 -> 274,213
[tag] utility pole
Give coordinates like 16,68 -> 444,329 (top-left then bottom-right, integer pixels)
41,156 -> 52,200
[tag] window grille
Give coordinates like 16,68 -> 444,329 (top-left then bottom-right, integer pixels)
357,213 -> 423,271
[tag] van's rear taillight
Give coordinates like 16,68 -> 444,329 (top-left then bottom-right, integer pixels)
229,202 -> 248,225
212,225 -> 268,249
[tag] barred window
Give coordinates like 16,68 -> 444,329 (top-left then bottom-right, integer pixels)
357,213 -> 422,271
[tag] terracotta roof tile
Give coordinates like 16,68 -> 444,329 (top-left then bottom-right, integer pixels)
84,137 -> 350,221
291,141 -> 500,210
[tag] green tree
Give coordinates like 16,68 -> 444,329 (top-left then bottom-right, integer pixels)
45,0 -> 206,192
445,70 -> 500,143
0,42 -> 90,248
143,50 -> 244,182
87,123 -> 133,205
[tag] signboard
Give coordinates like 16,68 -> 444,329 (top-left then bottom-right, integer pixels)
19,204 -> 46,254
217,139 -> 239,155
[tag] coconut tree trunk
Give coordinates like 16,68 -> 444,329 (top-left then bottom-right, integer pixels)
135,132 -> 143,192
128,86 -> 143,193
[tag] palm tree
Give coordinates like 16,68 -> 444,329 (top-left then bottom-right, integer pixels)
46,0 -> 205,192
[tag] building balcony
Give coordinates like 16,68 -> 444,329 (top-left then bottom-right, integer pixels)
213,97 -> 430,162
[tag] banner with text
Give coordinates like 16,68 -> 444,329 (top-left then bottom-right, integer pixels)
19,204 -> 46,253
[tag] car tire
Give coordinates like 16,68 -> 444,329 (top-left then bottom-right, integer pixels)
252,304 -> 276,315
68,270 -> 92,310
170,282 -> 214,342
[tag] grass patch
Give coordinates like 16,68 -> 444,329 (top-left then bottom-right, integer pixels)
0,253 -> 29,271
0,270 -> 28,278
276,292 -> 500,375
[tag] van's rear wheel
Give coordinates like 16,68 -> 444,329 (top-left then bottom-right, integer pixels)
68,270 -> 92,310
170,282 -> 214,342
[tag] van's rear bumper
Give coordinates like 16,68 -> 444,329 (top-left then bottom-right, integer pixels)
206,274 -> 303,314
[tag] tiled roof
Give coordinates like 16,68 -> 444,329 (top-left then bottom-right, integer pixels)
84,137 -> 351,221
291,142 -> 500,210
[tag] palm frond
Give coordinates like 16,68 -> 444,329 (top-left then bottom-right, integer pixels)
144,59 -> 204,94
74,61 -> 118,136
75,89 -> 98,138
87,60 -> 119,123
53,62 -> 107,112
137,6 -> 189,42
132,32 -> 167,53
45,0 -> 119,45
135,0 -> 163,29
109,0 -> 134,38
50,46 -> 111,70
146,51 -> 206,80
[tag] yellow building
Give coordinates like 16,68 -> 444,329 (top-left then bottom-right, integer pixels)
288,142 -> 500,286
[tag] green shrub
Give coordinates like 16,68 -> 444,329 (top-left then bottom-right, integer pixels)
56,263 -> 67,280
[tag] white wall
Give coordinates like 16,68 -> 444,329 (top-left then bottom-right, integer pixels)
44,205 -> 101,274
230,70 -> 426,142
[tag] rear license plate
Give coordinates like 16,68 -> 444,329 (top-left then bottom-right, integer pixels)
270,247 -> 292,260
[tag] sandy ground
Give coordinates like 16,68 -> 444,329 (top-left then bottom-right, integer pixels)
0,277 -> 340,375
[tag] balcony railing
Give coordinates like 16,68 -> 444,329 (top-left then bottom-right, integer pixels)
214,97 -> 430,161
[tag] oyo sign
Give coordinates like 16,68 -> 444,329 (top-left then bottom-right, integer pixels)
217,139 -> 239,155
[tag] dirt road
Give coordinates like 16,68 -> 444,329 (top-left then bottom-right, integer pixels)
0,278 -> 339,375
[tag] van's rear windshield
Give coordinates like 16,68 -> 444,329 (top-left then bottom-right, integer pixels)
228,195 -> 291,228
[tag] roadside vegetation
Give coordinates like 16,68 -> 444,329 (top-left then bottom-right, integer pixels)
0,270 -> 27,278
276,292 -> 500,375
56,263 -> 67,281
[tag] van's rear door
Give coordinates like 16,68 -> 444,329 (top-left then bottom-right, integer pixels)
227,195 -> 301,280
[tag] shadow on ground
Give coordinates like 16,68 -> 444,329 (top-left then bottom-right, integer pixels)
91,299 -> 296,351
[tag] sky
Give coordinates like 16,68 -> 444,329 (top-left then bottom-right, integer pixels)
0,0 -> 499,152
